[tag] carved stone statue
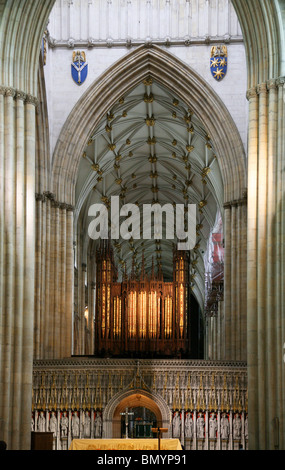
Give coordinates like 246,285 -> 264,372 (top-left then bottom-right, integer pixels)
172,411 -> 181,438
244,415 -> 248,440
184,412 -> 193,439
49,411 -> 57,437
209,412 -> 217,439
83,411 -> 91,437
60,411 -> 69,438
38,411 -> 46,432
94,412 -> 102,438
233,413 -> 242,440
197,412 -> 204,439
221,413 -> 229,439
72,411 -> 80,438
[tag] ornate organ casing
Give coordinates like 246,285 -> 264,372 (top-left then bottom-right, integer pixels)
94,242 -> 191,358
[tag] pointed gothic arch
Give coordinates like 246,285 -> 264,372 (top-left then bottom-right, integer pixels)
103,388 -> 171,439
51,44 -> 246,206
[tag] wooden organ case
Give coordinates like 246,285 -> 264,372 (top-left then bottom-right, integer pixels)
94,241 -> 191,358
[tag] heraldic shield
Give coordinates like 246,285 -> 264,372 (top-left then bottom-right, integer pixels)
210,45 -> 227,81
71,51 -> 88,85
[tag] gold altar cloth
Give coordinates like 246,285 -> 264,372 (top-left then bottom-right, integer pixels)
69,438 -> 182,451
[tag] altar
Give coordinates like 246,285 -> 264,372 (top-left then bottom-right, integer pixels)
69,438 -> 182,451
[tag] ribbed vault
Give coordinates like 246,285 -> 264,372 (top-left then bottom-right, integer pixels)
75,78 -> 224,307
52,45 -> 246,207
50,45 -> 246,308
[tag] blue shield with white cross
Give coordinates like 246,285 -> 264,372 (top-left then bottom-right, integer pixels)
71,51 -> 88,86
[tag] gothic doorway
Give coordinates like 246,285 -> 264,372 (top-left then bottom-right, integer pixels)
120,407 -> 157,439
111,393 -> 164,438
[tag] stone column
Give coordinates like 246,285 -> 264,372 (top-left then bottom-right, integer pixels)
222,199 -> 247,361
90,281 -> 96,355
66,207 -> 74,357
0,87 -> 38,449
223,203 -> 232,359
34,194 -> 43,357
34,196 -> 74,359
81,263 -> 87,354
246,77 -> 285,450
275,76 -> 285,451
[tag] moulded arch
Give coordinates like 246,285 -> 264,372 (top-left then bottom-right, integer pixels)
102,388 -> 171,439
51,44 -> 246,207
0,0 -> 55,95
231,0 -> 284,86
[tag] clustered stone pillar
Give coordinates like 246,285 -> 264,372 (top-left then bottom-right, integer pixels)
72,230 -> 96,356
223,200 -> 247,362
0,86 -> 38,449
246,77 -> 285,450
206,198 -> 247,363
34,193 -> 74,360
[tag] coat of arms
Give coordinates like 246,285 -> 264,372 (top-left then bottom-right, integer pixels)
71,51 -> 88,85
210,45 -> 227,81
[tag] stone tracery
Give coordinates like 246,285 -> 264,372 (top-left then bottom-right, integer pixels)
32,358 -> 248,450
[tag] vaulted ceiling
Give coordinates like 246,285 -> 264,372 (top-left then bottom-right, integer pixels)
75,78 -> 223,306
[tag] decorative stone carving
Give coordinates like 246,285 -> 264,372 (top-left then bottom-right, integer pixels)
184,412 -> 193,438
233,413 -> 242,440
60,412 -> 69,438
71,411 -> 80,438
49,411 -> 57,437
94,412 -> 102,438
82,411 -> 91,438
209,412 -> 218,439
35,192 -> 75,212
246,87 -> 257,101
32,358 -> 248,450
197,412 -> 205,439
38,411 -> 46,432
221,413 -> 230,440
172,411 -> 181,438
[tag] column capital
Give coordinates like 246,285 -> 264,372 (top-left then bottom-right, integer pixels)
66,204 -> 75,212
15,90 -> 27,101
0,86 -> 16,98
59,202 -> 74,212
223,195 -> 247,209
246,87 -> 257,101
256,82 -> 268,95
0,85 -> 38,105
25,93 -> 39,107
36,191 -> 74,211
276,76 -> 285,87
35,193 -> 46,202
266,78 -> 277,91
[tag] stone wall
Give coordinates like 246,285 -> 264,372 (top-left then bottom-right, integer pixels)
44,0 -> 247,155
